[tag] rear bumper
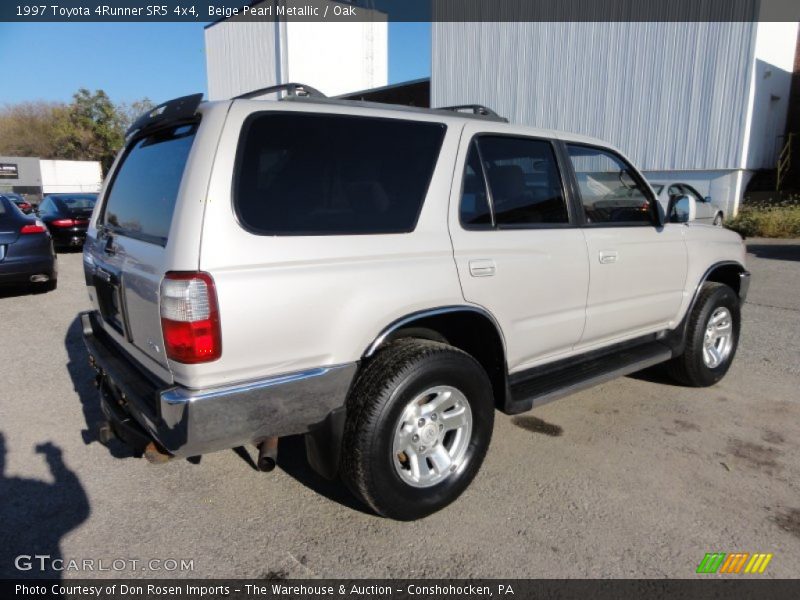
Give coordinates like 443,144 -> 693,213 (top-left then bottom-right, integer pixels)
0,257 -> 56,285
81,310 -> 356,457
50,227 -> 87,248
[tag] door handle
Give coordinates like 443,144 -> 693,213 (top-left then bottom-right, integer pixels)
469,259 -> 496,277
599,251 -> 618,264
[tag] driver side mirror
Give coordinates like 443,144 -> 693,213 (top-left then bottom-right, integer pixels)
671,195 -> 696,223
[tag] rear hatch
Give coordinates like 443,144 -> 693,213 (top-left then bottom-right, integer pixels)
85,94 -> 208,383
58,196 -> 96,224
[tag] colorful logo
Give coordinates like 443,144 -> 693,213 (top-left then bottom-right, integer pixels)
696,552 -> 773,574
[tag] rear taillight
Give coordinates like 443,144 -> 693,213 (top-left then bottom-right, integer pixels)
20,221 -> 46,234
160,272 -> 222,364
51,218 -> 76,227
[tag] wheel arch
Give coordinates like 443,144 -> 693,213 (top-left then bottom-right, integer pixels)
703,261 -> 745,297
363,306 -> 509,411
665,260 -> 747,355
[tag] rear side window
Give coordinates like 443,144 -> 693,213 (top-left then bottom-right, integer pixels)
460,135 -> 569,229
234,113 -> 446,235
102,124 -> 197,246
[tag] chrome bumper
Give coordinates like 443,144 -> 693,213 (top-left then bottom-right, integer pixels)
739,271 -> 751,302
81,311 -> 356,457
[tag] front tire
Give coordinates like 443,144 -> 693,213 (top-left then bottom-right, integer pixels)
667,282 -> 740,387
713,213 -> 723,227
341,339 -> 494,520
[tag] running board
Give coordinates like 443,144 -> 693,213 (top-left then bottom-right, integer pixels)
505,340 -> 673,415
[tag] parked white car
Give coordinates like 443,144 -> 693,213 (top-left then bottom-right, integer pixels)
651,182 -> 725,226
81,85 -> 750,520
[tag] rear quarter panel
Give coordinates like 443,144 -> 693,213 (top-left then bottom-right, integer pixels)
188,102 -> 467,389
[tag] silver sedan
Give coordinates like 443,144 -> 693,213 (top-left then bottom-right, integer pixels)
651,182 -> 725,226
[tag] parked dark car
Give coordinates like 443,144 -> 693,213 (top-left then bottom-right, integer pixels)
37,193 -> 97,250
1,192 -> 34,214
0,196 -> 57,292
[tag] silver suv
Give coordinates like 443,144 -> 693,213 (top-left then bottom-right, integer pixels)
81,84 -> 750,520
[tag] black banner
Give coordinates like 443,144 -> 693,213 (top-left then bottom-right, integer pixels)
0,163 -> 20,179
3,579 -> 800,600
1,0 -> 799,23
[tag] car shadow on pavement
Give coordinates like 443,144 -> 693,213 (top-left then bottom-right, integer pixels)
0,433 -> 90,580
627,364 -> 679,386
0,284 -> 40,299
64,316 -> 134,459
273,435 -> 372,515
747,243 -> 800,262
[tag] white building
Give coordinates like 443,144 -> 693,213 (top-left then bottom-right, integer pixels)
433,21 -> 799,216
204,1 -> 388,99
204,9 -> 798,216
39,160 -> 103,194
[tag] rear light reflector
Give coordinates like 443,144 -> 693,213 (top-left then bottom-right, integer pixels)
160,272 -> 221,363
20,222 -> 46,234
51,218 -> 76,227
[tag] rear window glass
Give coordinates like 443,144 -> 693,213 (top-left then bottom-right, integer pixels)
102,124 -> 197,246
55,195 -> 96,210
234,113 -> 446,235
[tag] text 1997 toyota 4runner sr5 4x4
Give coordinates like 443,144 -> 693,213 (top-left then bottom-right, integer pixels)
81,85 -> 749,520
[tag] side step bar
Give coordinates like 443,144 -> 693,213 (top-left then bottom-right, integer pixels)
506,340 -> 673,414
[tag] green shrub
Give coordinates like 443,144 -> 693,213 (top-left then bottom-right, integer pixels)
726,206 -> 800,238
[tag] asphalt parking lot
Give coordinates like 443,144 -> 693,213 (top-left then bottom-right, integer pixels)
1,239 -> 798,579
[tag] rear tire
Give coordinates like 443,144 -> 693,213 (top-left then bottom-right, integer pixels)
341,338 -> 494,520
667,282 -> 740,387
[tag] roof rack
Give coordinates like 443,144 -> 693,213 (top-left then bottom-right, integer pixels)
437,104 -> 507,122
234,82 -> 326,100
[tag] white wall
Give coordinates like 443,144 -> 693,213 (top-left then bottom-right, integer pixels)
432,22 -> 759,172
285,21 -> 387,97
205,20 -> 280,101
39,160 -> 102,194
204,1 -> 388,100
741,22 -> 799,169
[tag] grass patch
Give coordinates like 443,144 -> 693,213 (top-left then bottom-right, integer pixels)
727,199 -> 800,238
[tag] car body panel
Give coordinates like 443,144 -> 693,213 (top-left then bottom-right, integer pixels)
0,197 -> 56,286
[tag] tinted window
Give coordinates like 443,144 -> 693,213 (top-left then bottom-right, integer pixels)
235,113 -> 445,235
460,142 -> 492,228
480,136 -> 568,226
460,136 -> 568,228
102,124 -> 197,245
566,144 -> 653,225
681,185 -> 704,203
38,198 -> 55,214
55,194 -> 96,210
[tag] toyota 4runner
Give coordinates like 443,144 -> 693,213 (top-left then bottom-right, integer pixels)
81,85 -> 750,520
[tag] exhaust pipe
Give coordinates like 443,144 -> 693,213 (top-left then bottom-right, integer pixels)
257,437 -> 279,472
30,274 -> 49,282
97,421 -> 115,445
